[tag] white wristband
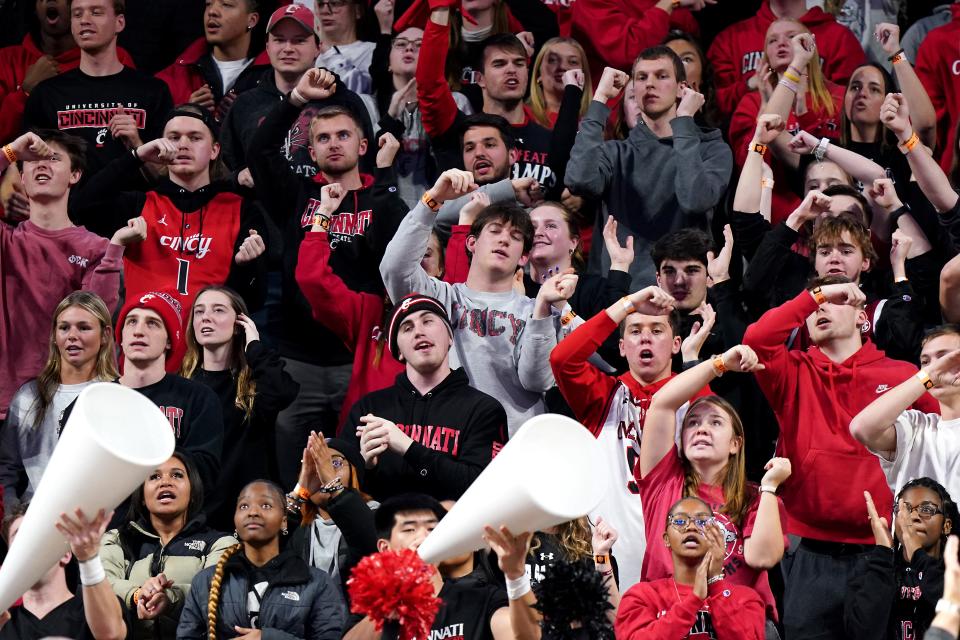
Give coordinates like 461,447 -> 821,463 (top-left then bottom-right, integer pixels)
760,485 -> 777,495
79,554 -> 106,586
290,88 -> 308,107
505,573 -> 531,600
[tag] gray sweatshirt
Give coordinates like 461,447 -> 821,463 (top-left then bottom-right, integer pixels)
381,202 -> 559,436
0,379 -> 96,509
565,101 -> 733,288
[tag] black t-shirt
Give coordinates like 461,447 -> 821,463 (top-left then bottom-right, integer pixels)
23,67 -> 173,178
510,118 -> 556,191
431,574 -> 509,640
0,596 -> 93,640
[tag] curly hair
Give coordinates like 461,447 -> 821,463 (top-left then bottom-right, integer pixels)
206,543 -> 242,640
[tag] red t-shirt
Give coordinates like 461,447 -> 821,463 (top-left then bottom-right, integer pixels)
637,450 -> 788,620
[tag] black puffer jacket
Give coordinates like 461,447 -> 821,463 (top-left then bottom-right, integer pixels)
177,549 -> 346,640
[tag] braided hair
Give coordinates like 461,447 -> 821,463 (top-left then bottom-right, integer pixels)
207,543 -> 242,640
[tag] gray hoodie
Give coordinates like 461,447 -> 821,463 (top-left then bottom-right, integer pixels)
565,101 -> 732,288
380,202 -> 560,436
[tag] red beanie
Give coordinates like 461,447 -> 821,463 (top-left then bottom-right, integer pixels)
115,291 -> 186,373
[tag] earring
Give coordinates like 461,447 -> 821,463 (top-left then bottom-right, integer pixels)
232,530 -> 239,539
281,527 -> 289,536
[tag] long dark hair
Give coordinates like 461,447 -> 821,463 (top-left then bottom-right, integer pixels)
840,63 -> 898,154
662,30 -> 721,129
126,452 -> 205,528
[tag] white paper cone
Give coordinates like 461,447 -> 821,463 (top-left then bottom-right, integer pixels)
418,413 -> 607,564
0,383 -> 175,611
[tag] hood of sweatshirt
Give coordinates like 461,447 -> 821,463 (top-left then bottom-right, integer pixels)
758,0 -> 839,29
627,117 -> 725,146
311,172 -> 376,190
806,340 -> 889,413
20,32 -> 81,65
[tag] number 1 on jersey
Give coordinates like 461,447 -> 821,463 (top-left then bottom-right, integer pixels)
176,258 -> 190,296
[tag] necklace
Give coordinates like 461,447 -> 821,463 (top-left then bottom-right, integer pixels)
672,579 -> 682,604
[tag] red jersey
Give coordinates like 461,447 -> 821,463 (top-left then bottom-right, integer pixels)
123,190 -> 241,311
915,4 -> 960,174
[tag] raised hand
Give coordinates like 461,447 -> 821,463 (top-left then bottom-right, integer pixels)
880,93 -> 911,141
21,55 -> 59,95
867,177 -> 902,211
760,457 -> 791,490
790,33 -> 816,69
787,130 -> 820,155
376,132 -> 401,168
111,216 -> 147,246
235,312 -> 260,346
864,491 -> 893,548
889,228 -> 913,269
9,132 -> 54,162
511,177 -> 543,207
681,302 -> 716,362
786,189 -> 832,231
109,104 -> 142,149
896,501 -> 924,562
188,84 -> 216,110
293,68 -> 338,105
720,344 -> 765,373
924,348 -> 960,388
563,68 -> 585,90
676,86 -> 705,118
387,77 -> 417,118
603,216 -> 635,272
627,286 -> 676,316
516,31 -> 535,58
818,282 -> 867,307
874,22 -> 900,55
706,224 -> 733,285
428,169 -> 477,204
459,190 -> 490,226
55,508 -> 112,562
319,183 -> 347,217
595,67 -> 629,103
591,516 -> 618,556
135,138 -> 178,164
482,525 -> 532,580
234,229 -> 266,265
374,0 -> 395,34
754,114 -> 785,145
537,268 -> 579,306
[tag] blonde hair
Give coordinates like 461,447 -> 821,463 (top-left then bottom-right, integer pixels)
206,543 -> 242,640
181,286 -> 256,420
763,19 -> 836,118
32,292 -> 118,429
528,37 -> 594,128
680,396 -> 754,527
531,517 -> 593,561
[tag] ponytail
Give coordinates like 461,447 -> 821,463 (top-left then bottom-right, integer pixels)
207,543 -> 242,640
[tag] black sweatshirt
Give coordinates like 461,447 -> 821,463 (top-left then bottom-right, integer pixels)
844,545 -> 944,640
340,368 -> 507,501
191,341 -> 300,531
248,97 -> 409,365
69,151 -> 268,310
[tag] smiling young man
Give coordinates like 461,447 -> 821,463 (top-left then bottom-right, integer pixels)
156,0 -> 267,114
549,285 -> 710,590
23,0 -> 172,180
565,48 -> 732,289
112,291 -> 223,503
851,325 -> 960,501
743,276 -> 941,639
220,4 -> 320,173
0,130 -> 134,420
341,293 -> 506,502
381,169 -> 569,436
70,105 -> 267,311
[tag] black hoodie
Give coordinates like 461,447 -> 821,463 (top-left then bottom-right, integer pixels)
248,94 -> 409,365
339,368 -> 507,501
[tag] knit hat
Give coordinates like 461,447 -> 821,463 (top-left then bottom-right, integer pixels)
325,437 -> 366,486
115,291 -> 186,374
387,293 -> 453,361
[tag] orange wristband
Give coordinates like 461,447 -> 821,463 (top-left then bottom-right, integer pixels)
899,132 -> 920,154
750,142 -> 768,156
712,355 -> 727,376
810,286 -> 826,305
1,145 -> 16,164
421,191 -> 440,212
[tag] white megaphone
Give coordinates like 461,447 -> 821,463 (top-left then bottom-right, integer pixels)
0,383 -> 175,612
418,413 -> 607,564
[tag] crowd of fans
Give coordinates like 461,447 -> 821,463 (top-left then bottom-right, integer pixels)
1,0 -> 960,637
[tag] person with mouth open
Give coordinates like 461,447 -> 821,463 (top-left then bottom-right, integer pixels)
177,480 -> 346,639
565,48 -> 731,290
549,284 -> 712,591
70,104 -> 269,313
343,292 -> 507,502
0,130 -> 134,422
845,480 -> 959,640
615,496 -> 766,639
637,343 -> 791,631
743,276 -> 941,640
99,452 -> 236,640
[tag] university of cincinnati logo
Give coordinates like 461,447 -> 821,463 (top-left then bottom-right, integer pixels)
56,107 -> 146,130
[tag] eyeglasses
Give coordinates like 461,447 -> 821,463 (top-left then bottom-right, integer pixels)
894,501 -> 943,519
667,513 -> 713,531
392,38 -> 422,51
317,0 -> 349,11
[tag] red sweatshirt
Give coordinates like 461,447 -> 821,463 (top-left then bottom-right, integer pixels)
729,81 -> 845,223
295,231 -> 404,428
915,4 -> 960,174
615,577 -> 765,639
707,1 -> 865,120
155,38 -> 270,109
0,35 -> 134,144
0,221 -> 122,419
742,291 -> 940,543
570,0 -> 698,81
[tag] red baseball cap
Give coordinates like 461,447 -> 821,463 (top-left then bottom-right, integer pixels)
266,4 -> 315,34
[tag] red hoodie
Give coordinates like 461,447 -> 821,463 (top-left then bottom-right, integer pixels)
571,0 -> 698,81
155,38 -> 270,109
707,1 -> 865,119
743,291 -> 940,544
295,231 -> 404,428
615,577 -> 765,639
0,35 -> 134,143
915,4 -> 960,174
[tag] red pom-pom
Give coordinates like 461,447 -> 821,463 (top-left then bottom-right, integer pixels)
347,549 -> 441,640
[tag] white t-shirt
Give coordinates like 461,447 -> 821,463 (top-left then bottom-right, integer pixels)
213,57 -> 253,93
315,40 -> 375,95
871,409 -> 960,499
